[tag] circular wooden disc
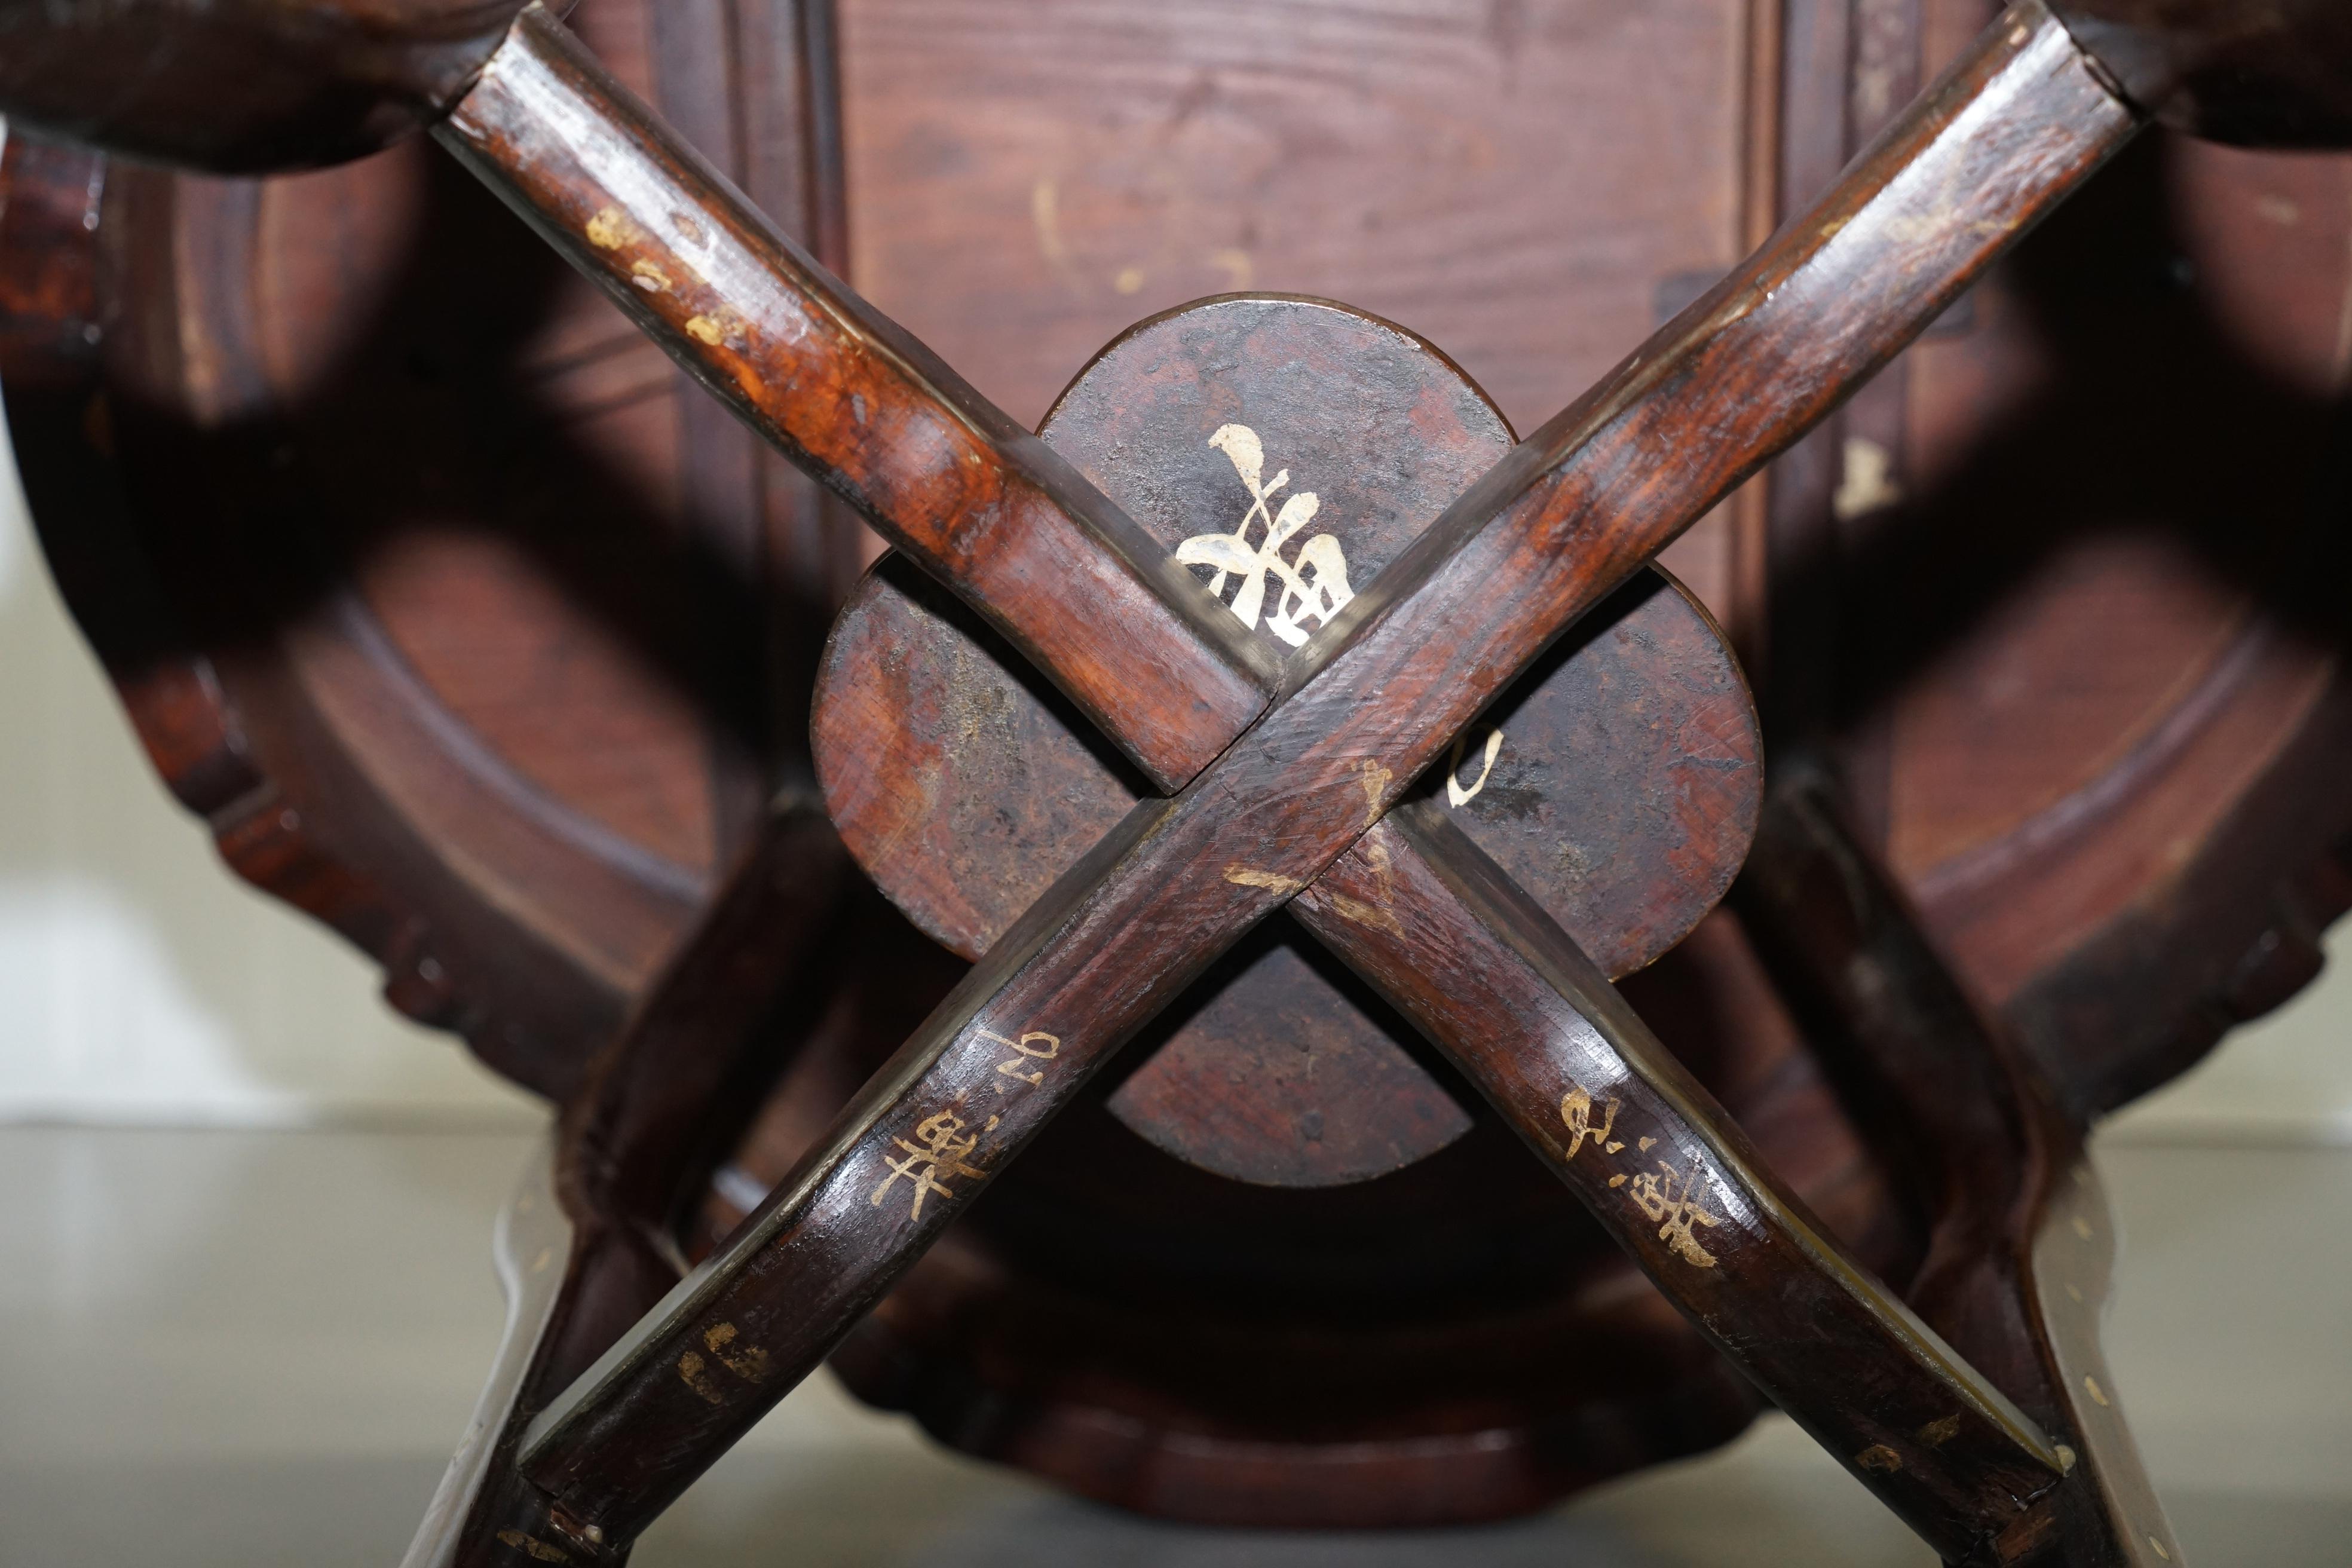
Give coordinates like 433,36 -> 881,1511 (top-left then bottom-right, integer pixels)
814,296 -> 1762,1186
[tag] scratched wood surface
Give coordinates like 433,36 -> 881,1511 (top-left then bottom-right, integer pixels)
475,12 -> 2126,1553
811,296 -> 1763,1187
3,0 -> 2352,1548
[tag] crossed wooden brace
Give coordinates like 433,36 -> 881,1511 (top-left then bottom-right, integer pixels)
353,2 -> 2166,1561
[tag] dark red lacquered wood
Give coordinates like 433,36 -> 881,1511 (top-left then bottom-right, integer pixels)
435,4 -> 1277,794
512,9 -> 2135,1552
813,296 -> 1764,1188
1297,804 -> 2062,1555
9,0 -> 2342,1561
1737,761 -> 2180,1564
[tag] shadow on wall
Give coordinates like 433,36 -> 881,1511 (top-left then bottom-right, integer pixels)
0,416 -> 537,1125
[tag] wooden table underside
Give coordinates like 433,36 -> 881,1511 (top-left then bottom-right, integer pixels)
3,0 -> 2349,1532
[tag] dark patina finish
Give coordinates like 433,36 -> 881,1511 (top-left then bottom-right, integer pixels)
2051,0 -> 2352,145
5,0 -> 2351,1563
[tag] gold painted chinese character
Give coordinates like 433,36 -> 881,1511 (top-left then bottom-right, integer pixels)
1559,1083 -> 1624,1159
982,1028 -> 1061,1089
1629,1156 -> 1723,1269
1177,423 -> 1355,647
870,1110 -> 995,1221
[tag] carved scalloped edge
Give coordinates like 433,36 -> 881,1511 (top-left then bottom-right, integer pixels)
1989,659 -> 2352,1122
0,134 -> 614,1100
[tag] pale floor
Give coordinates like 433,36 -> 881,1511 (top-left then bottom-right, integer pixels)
0,1127 -> 2345,1567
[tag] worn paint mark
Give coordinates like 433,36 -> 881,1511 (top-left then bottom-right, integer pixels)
1446,727 -> 1505,807
705,1322 -> 771,1383
672,212 -> 707,243
2083,1374 -> 2110,1407
1638,1135 -> 1656,1153
1030,177 -> 1070,269
2066,1282 -> 2084,1303
982,1028 -> 1060,1088
2072,1215 -> 2094,1241
630,261 -> 671,293
685,314 -> 725,345
496,1530 -> 571,1563
1916,1413 -> 1963,1447
678,1349 -> 725,1404
2055,1443 -> 2077,1474
1325,892 -> 1404,936
1114,266 -> 1146,295
1560,1084 -> 1621,1159
1607,1174 -> 1628,1189
1832,436 -> 1901,520
1855,1444 -> 1902,1474
1209,247 -> 1254,289
2149,1536 -> 2170,1560
1180,424 -> 1355,647
1359,760 -> 1392,826
871,1109 -> 989,1219
1225,865 -> 1304,895
585,205 -> 633,250
1629,1157 -> 1722,1267
531,1247 -> 554,1275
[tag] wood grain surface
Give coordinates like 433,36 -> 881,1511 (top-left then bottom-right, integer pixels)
510,10 -> 2136,1551
813,296 -> 1762,1187
439,4 -> 1279,794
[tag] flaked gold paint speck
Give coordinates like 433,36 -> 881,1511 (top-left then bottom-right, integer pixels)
2084,1374 -> 2110,1407
1180,425 -> 1355,648
678,1349 -> 725,1404
1325,893 -> 1404,936
705,1322 -> 771,1383
496,1530 -> 570,1562
585,206 -> 632,250
1855,1444 -> 1901,1474
1359,760 -> 1393,826
1446,727 -> 1505,807
1225,865 -> 1303,895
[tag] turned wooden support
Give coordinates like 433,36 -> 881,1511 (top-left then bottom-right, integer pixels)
1737,762 -> 2185,1566
0,0 -> 537,170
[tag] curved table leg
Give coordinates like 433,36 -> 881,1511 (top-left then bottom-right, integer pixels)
1737,760 -> 2183,1565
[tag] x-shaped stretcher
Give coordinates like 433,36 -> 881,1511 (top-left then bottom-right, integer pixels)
394,5 -> 2146,1561
14,0 -> 2342,1561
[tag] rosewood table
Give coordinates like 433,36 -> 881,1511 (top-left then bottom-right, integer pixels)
1,1 -> 2347,1563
